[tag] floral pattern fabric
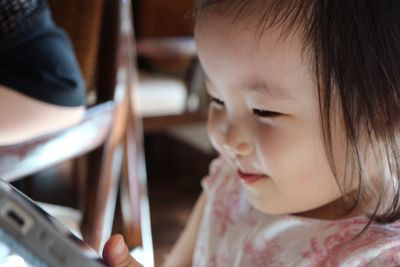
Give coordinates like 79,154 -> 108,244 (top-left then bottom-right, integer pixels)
193,157 -> 400,267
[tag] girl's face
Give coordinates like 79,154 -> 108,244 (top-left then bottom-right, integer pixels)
195,11 -> 354,218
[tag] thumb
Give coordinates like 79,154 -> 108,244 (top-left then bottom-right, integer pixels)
102,234 -> 142,267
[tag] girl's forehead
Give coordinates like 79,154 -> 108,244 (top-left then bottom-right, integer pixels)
195,10 -> 316,95
195,8 -> 260,36
195,12 -> 316,103
195,11 -> 310,71
195,2 -> 309,38
195,9 -> 307,55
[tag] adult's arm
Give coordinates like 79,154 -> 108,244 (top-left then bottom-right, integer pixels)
0,86 -> 84,145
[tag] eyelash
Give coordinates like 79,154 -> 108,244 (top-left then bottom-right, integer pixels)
209,96 -> 280,117
252,108 -> 280,117
209,96 -> 224,106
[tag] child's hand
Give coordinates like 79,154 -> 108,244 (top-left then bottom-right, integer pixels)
102,234 -> 143,267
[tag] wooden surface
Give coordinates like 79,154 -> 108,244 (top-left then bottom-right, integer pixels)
135,0 -> 195,38
80,0 -> 127,251
48,0 -> 105,91
80,2 -> 154,265
136,37 -> 196,59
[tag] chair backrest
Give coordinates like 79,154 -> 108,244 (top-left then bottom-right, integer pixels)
47,0 -> 105,93
51,0 -> 152,256
135,0 -> 194,38
48,0 -> 120,106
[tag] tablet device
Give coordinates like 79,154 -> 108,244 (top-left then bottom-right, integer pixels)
0,178 -> 107,267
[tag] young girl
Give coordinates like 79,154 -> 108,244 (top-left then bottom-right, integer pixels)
104,0 -> 400,266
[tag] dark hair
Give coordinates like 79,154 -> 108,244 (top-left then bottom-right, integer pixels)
195,0 -> 400,224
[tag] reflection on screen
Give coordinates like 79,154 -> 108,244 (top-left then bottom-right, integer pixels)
0,240 -> 32,267
0,255 -> 30,267
0,229 -> 48,267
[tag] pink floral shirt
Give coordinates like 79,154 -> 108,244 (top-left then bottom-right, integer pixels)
193,158 -> 400,267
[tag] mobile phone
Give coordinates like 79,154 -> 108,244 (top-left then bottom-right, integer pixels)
0,178 -> 107,267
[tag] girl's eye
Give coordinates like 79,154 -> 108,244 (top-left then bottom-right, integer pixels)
252,108 -> 280,117
209,96 -> 225,106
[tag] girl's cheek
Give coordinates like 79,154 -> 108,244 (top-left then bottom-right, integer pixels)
207,107 -> 226,152
294,174 -> 314,186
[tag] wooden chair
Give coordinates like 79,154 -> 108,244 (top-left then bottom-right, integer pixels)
0,0 -> 153,263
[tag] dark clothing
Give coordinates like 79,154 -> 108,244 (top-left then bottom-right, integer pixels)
0,0 -> 84,107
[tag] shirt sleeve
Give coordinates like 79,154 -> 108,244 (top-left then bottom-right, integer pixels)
0,0 -> 85,107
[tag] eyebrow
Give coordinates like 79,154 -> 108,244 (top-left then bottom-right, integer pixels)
242,80 -> 295,100
204,74 -> 295,100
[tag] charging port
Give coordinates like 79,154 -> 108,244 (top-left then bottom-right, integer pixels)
6,210 -> 25,228
1,201 -> 33,235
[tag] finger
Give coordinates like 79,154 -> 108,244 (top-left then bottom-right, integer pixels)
102,234 -> 142,267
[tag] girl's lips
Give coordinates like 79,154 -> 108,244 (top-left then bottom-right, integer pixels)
237,170 -> 267,184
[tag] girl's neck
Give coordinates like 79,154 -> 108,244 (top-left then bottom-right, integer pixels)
293,199 -> 365,221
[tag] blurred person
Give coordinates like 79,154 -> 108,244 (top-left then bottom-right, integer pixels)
0,0 -> 85,145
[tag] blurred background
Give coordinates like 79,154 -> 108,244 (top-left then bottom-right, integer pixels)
132,1 -> 216,265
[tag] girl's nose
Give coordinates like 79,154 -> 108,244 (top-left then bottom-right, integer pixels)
223,123 -> 253,157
